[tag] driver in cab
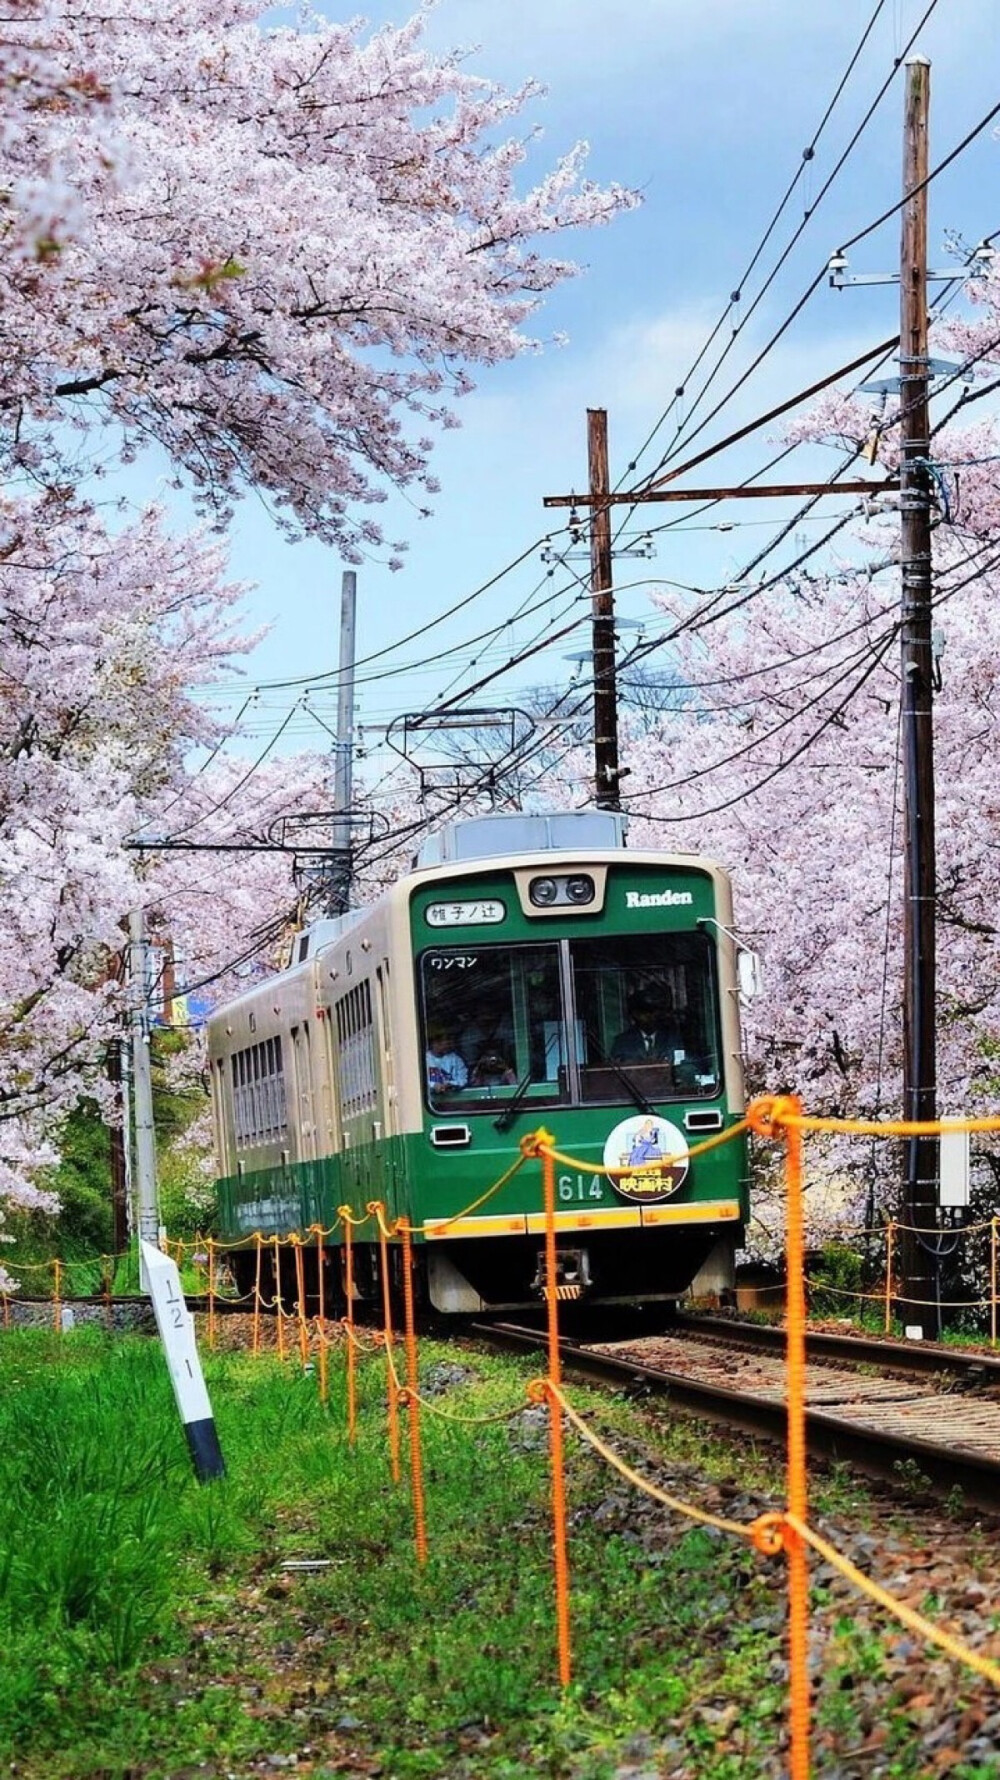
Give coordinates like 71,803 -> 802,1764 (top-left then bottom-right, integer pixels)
611,990 -> 683,1064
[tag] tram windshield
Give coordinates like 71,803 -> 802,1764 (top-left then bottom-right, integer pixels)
419,932 -> 721,1113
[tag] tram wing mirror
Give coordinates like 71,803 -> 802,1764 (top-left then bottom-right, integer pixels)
737,948 -> 763,1006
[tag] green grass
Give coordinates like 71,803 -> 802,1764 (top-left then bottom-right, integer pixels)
0,1328 -> 997,1779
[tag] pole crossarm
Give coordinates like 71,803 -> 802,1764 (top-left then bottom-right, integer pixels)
544,479 -> 899,509
543,335 -> 900,511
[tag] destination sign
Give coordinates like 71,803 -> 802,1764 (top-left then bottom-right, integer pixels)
425,900 -> 506,928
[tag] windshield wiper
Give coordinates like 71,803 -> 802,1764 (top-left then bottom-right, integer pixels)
585,1025 -> 657,1115
493,1067 -> 535,1134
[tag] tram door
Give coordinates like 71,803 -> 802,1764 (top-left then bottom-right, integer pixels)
289,1022 -> 316,1161
375,963 -> 397,1137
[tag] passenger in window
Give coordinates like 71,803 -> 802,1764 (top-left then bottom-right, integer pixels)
611,989 -> 684,1063
425,1025 -> 469,1090
469,1048 -> 517,1088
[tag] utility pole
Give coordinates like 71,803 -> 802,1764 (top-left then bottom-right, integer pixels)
327,568 -> 357,915
898,55 -> 938,1337
544,368 -> 901,815
107,1038 -> 129,1254
129,907 -> 159,1279
587,410 -> 621,811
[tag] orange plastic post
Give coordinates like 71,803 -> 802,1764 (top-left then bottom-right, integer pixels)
252,1234 -> 263,1357
207,1239 -> 217,1350
377,1206 -> 402,1484
885,1219 -> 895,1336
541,1144 -> 572,1688
293,1237 -> 310,1368
782,1099 -> 810,1780
400,1221 -> 428,1565
992,1219 -> 998,1350
342,1214 -> 357,1442
315,1226 -> 328,1405
273,1236 -> 286,1361
52,1258 -> 63,1336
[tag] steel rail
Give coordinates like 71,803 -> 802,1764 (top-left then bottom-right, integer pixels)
676,1312 -> 1000,1384
474,1321 -> 1000,1512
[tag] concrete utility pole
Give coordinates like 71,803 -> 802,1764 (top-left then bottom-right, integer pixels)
587,409 -> 621,811
898,56 -> 939,1337
107,1038 -> 129,1253
327,568 -> 357,915
129,907 -> 159,1275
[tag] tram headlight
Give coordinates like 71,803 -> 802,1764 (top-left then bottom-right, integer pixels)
565,874 -> 595,905
529,876 -> 559,906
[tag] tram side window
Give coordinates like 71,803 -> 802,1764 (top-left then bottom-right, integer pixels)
569,932 -> 722,1103
230,1036 -> 288,1147
334,980 -> 378,1120
420,944 -> 563,1111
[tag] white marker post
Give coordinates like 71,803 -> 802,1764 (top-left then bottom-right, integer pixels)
141,1240 -> 225,1482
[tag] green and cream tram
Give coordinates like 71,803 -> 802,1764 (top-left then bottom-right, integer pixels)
208,811 -> 752,1313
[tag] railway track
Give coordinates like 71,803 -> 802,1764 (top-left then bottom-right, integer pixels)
473,1316 -> 1000,1512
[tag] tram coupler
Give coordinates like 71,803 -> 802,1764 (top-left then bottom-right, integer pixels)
531,1247 -> 592,1298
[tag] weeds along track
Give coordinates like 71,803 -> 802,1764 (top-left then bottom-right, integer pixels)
473,1317 -> 1000,1511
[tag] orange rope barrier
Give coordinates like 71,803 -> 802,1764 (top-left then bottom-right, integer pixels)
293,1238 -> 309,1369
885,1218 -> 894,1336
400,1221 -> 428,1566
538,1116 -> 749,1180
340,1209 -> 357,1443
315,1225 -> 328,1405
533,1132 -> 571,1689
782,1099 -> 810,1780
374,1204 -> 401,1485
252,1234 -> 262,1358
419,1150 -> 529,1235
786,1512 -> 1000,1688
550,1383 -> 763,1541
273,1235 -> 286,1362
751,1096 -> 1000,1141
207,1240 -> 217,1351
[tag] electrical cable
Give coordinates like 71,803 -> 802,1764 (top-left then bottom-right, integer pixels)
247,533 -> 558,693
637,0 -> 945,480
622,0 -> 899,482
619,632 -> 896,823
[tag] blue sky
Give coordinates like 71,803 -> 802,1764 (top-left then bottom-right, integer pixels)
130,0 -> 1000,776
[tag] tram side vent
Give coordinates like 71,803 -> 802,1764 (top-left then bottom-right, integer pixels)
685,1110 -> 724,1133
429,1124 -> 472,1148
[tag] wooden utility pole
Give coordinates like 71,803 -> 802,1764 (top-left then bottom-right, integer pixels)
898,56 -> 938,1337
587,410 -> 621,810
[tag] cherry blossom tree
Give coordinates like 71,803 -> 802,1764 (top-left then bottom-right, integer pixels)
3,0 -> 635,556
0,2 -> 635,1267
0,490 -> 254,1272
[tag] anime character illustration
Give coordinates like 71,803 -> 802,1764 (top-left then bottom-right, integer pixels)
626,1117 -> 664,1167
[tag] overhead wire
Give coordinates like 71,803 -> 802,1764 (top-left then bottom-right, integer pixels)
617,535 -> 1000,825
636,0 -> 945,482
621,0 -> 899,483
